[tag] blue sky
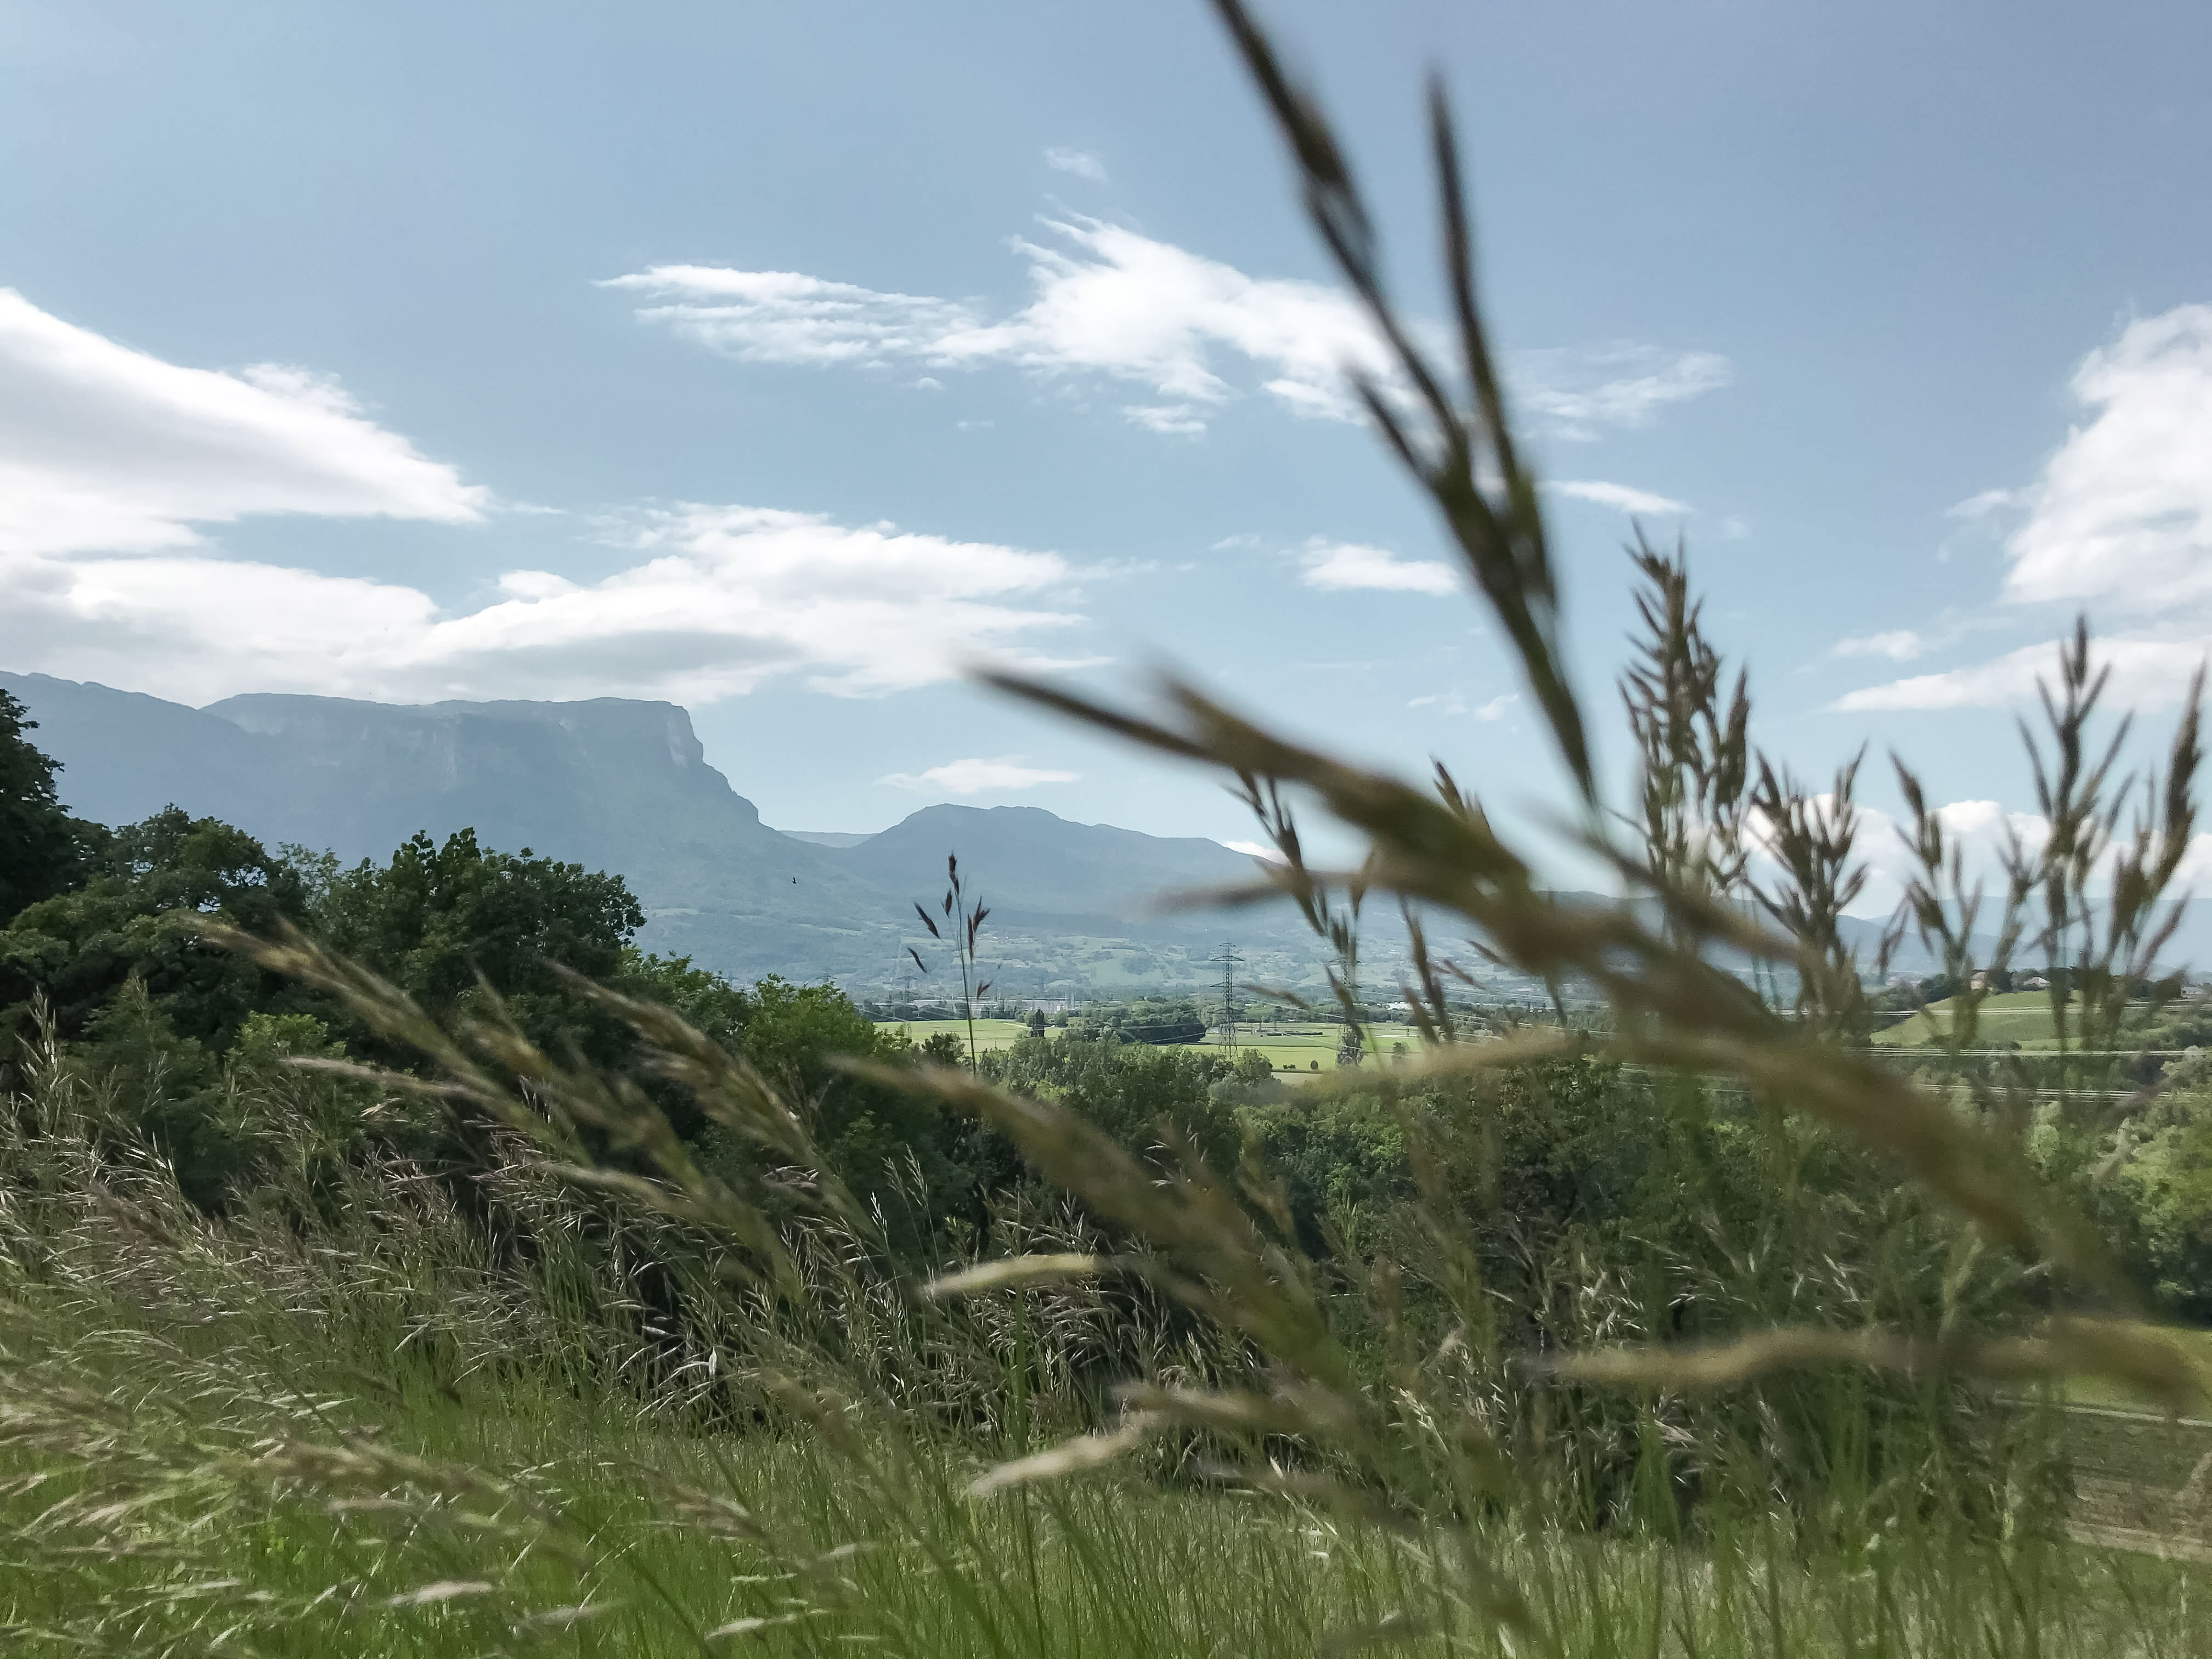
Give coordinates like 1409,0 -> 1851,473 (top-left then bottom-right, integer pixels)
5,2 -> 2211,906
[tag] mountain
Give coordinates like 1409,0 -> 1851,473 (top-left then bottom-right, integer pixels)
20,670 -> 2130,996
840,804 -> 1255,923
1,673 -> 1318,992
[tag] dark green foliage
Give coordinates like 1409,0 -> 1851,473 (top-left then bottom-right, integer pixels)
0,691 -> 102,926
613,947 -> 753,1052
0,808 -> 329,1202
984,1029 -> 1239,1168
1072,996 -> 1209,1045
314,828 -> 645,1067
0,807 -> 313,1053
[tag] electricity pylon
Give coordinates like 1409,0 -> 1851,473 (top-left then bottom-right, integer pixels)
1207,941 -> 1245,1050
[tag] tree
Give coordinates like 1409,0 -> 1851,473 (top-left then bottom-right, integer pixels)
0,689 -> 100,923
314,829 -> 646,1066
0,808 -> 324,1205
0,807 -> 313,1053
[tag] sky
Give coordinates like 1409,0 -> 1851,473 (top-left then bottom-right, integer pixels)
4,1 -> 2211,910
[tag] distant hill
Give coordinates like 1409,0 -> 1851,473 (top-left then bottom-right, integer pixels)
1,673 -> 1321,994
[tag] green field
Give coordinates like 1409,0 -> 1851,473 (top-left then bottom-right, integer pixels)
877,1017 -> 1037,1052
1874,990 -> 2068,1048
875,1019 -> 1429,1073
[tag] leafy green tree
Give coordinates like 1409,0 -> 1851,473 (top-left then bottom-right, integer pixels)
0,807 -> 313,1054
746,978 -> 977,1200
0,690 -> 102,923
314,829 -> 645,1066
0,809 -> 325,1204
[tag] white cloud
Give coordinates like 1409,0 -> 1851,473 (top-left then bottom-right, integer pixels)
0,504 -> 1093,706
1408,689 -> 1517,719
1546,478 -> 1691,516
1298,540 -> 1458,596
1948,487 -> 2018,521
1043,148 -> 1107,182
604,221 -> 1728,438
1124,403 -> 1207,436
1831,629 -> 1928,662
1512,343 -> 1733,442
1842,304 -> 2212,712
880,757 -> 1079,794
1223,839 -> 1289,864
0,289 -> 487,556
1836,634 -> 2206,713
2002,306 -> 2212,610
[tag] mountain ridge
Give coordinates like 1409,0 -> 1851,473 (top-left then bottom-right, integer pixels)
1,673 -> 1308,992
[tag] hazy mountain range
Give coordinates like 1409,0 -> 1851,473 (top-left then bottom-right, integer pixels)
2,672 -> 1331,995
16,670 -> 2194,996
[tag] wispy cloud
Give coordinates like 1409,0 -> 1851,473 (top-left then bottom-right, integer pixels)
1408,689 -> 1517,719
603,218 -> 1729,439
1042,148 -> 1107,182
0,504 -> 1094,707
1545,479 -> 1691,516
1835,634 -> 2207,713
1512,343 -> 1733,442
0,289 -> 486,557
881,756 -> 1079,793
1948,487 -> 2018,521
1830,629 -> 1928,662
1297,540 -> 1458,595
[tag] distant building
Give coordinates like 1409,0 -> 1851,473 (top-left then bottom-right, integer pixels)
1026,998 -> 1078,1015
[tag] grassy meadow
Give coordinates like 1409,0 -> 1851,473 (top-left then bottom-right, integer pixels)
7,1038 -> 2212,1659
1874,991 -> 2069,1048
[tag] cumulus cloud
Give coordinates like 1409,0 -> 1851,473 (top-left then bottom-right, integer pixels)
1043,148 -> 1107,182
1298,540 -> 1458,596
2002,306 -> 2212,610
0,505 -> 1093,707
1815,794 -> 2212,918
603,219 -> 1728,438
0,289 -> 487,556
1843,304 -> 2212,712
880,757 -> 1079,794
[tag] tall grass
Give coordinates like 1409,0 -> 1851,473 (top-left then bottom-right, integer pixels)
4,1028 -> 2208,1656
8,1 -> 2212,1652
